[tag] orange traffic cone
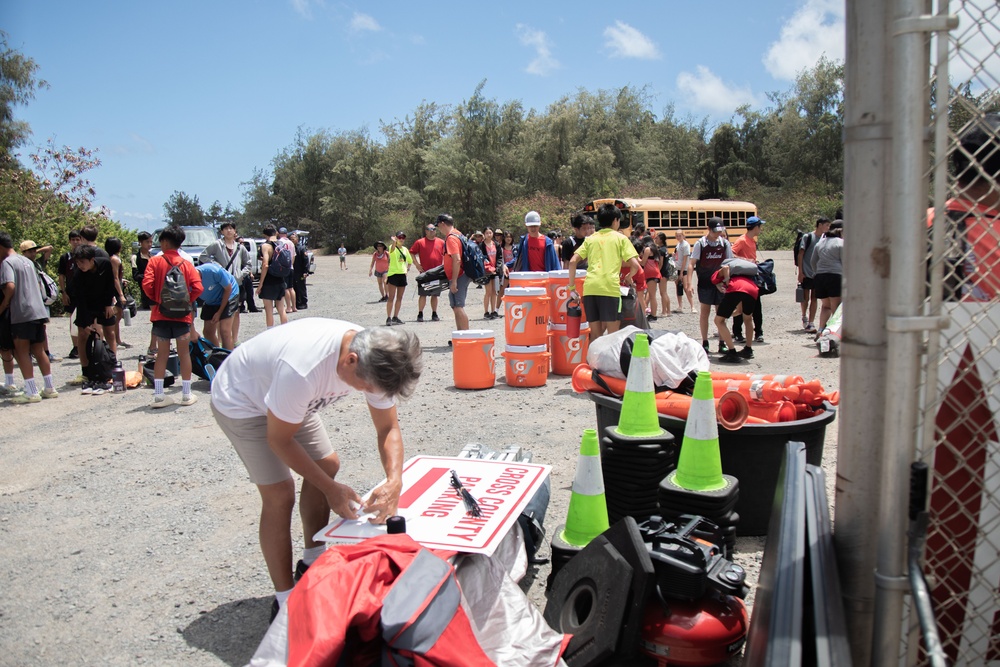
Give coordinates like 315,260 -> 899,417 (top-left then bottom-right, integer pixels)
746,400 -> 798,423
711,379 -> 800,403
656,390 -> 750,430
571,364 -> 627,397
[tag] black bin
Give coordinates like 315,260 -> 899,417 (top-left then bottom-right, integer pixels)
588,391 -> 836,536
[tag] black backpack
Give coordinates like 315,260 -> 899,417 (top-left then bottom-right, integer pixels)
268,240 -> 293,278
85,332 -> 117,381
450,233 -> 488,283
189,336 -> 230,383
159,258 -> 192,318
755,259 -> 778,295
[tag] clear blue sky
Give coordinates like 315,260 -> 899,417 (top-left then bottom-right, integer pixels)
8,0 -> 845,232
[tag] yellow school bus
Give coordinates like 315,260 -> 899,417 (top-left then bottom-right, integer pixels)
579,198 -> 757,250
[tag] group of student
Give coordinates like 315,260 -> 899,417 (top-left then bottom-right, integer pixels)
0,219 -> 312,407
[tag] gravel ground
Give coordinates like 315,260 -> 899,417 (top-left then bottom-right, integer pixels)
0,248 -> 839,666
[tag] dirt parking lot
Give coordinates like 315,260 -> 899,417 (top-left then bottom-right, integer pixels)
0,249 -> 839,666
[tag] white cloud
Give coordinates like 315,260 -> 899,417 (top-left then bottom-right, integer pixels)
764,0 -> 845,80
676,66 -> 757,114
350,12 -> 382,33
603,21 -> 660,60
290,0 -> 315,20
516,24 -> 560,76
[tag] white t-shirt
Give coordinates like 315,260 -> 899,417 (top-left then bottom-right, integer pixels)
210,318 -> 394,422
674,240 -> 691,270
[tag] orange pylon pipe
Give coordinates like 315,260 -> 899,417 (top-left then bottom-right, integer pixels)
746,400 -> 798,423
655,390 -> 749,431
712,372 -> 807,387
711,379 -> 800,403
571,365 -> 627,396
798,388 -> 840,407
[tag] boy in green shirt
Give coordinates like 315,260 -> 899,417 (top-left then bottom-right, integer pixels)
568,204 -> 641,341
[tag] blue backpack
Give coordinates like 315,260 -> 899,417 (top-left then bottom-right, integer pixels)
450,233 -> 487,283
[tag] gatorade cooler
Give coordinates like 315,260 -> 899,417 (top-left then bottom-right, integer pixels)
503,344 -> 550,387
504,287 -> 549,346
546,270 -> 587,325
509,271 -> 549,290
451,330 -> 495,390
548,322 -> 591,376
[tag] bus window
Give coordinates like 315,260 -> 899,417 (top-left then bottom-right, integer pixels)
631,212 -> 645,227
697,211 -> 708,225
647,211 -> 661,226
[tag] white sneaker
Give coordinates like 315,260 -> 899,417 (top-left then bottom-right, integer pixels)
178,394 -> 198,407
10,393 -> 41,404
40,388 -> 59,399
151,394 -> 174,409
0,384 -> 23,398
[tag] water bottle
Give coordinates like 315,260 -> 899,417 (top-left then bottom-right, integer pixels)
566,298 -> 582,339
122,300 -> 132,326
112,361 -> 126,393
795,284 -> 805,303
386,516 -> 406,534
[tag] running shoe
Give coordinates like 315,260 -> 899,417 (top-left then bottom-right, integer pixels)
739,346 -> 755,359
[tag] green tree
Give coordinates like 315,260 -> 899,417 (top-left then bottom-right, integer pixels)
0,32 -> 48,161
163,190 -> 206,226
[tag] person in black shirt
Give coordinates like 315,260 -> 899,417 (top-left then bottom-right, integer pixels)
57,229 -> 83,358
72,244 -> 121,382
132,231 -> 153,309
561,214 -> 595,269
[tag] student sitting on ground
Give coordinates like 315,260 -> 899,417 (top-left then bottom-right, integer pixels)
142,225 -> 203,408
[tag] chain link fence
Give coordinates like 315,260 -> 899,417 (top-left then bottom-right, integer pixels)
911,1 -> 1000,664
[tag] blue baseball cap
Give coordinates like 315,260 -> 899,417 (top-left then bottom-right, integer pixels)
746,216 -> 765,228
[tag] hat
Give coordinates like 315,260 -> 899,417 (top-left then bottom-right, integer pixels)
829,219 -> 844,230
435,213 -> 454,225
278,227 -> 288,234
19,240 -> 39,252
524,211 -> 542,226
745,216 -> 765,228
375,240 -> 387,250
395,231 -> 407,239
707,216 -> 725,231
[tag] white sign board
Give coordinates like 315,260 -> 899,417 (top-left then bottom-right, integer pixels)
315,455 -> 551,556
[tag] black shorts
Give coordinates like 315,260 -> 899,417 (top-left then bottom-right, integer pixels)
582,295 -> 620,323
813,273 -> 842,299
284,273 -> 295,290
151,320 -> 192,340
259,274 -> 285,301
10,318 -> 48,344
75,309 -> 116,329
800,276 -> 816,290
0,312 -> 12,351
717,292 -> 757,319
387,273 -> 407,288
201,300 -> 239,321
697,283 -> 725,307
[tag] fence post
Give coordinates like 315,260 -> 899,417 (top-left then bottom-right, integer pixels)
837,1 -> 894,663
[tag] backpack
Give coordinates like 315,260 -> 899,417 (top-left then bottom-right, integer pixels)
268,240 -> 293,278
694,237 -> 732,283
794,231 -> 813,267
189,336 -> 230,383
159,258 -> 193,318
755,259 -> 777,295
35,266 -> 59,306
722,257 -> 759,276
450,233 -> 488,283
85,332 -> 117,381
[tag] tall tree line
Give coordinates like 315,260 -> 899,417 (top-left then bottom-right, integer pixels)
244,60 -> 848,249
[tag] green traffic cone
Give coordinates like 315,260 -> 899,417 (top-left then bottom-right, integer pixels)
615,334 -> 665,438
560,429 -> 610,546
673,370 -> 726,491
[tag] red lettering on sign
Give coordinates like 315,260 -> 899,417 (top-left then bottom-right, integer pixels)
399,467 -> 449,509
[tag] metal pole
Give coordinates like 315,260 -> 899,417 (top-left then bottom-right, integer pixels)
872,0 -> 934,663
837,1 -> 894,663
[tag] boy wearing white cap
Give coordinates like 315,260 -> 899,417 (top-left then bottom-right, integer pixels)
505,210 -> 561,274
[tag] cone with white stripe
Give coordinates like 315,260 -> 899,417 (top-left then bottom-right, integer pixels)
560,429 -> 610,547
615,333 -> 665,438
671,370 -> 726,491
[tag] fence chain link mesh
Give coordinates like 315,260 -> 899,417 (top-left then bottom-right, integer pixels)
914,1 -> 1000,665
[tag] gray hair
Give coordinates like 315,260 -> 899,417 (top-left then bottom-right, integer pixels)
350,327 -> 423,400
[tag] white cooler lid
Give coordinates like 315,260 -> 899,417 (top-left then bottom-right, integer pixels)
504,287 -> 547,297
451,329 -> 495,340
509,271 -> 549,280
505,344 -> 547,353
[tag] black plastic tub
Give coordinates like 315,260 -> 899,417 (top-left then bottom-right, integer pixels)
588,391 -> 836,536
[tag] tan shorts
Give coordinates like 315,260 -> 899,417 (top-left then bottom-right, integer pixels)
211,402 -> 334,485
